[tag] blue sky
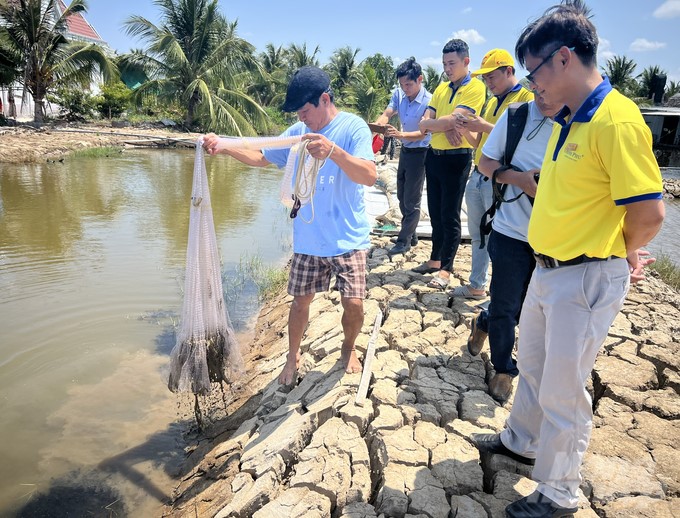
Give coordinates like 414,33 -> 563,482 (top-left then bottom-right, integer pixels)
85,1 -> 680,82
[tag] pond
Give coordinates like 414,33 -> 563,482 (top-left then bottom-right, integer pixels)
0,149 -> 292,516
648,168 -> 680,264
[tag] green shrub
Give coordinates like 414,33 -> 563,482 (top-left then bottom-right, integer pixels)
47,86 -> 96,121
95,81 -> 132,119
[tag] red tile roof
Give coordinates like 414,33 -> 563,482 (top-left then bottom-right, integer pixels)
57,0 -> 105,43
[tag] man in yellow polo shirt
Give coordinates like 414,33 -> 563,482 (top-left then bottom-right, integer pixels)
452,49 -> 533,301
469,2 -> 665,517
417,38 -> 486,289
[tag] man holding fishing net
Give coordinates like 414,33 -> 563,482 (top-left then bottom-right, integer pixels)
203,66 -> 377,386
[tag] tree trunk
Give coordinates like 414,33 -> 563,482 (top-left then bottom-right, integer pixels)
186,90 -> 200,128
34,97 -> 45,123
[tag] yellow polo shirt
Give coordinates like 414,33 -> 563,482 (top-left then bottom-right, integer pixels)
474,84 -> 534,164
528,79 -> 663,260
427,73 -> 486,150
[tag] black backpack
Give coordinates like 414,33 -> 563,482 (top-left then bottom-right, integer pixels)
479,102 -> 530,247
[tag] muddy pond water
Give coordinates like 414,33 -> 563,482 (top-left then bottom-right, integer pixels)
0,148 -> 292,516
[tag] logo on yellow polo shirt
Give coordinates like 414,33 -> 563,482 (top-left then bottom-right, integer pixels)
564,142 -> 583,161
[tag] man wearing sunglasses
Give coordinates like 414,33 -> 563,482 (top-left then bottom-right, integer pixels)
469,2 -> 664,517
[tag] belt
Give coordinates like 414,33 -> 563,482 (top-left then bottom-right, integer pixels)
430,147 -> 472,156
533,253 -> 615,269
473,165 -> 489,181
401,146 -> 428,154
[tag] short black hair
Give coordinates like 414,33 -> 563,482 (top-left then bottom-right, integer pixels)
515,0 -> 598,68
442,39 -> 469,59
307,89 -> 334,107
396,57 -> 422,82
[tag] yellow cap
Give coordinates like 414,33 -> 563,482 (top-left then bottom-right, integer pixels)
471,49 -> 515,77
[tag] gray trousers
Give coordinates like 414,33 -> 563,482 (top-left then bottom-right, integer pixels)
500,258 -> 629,508
396,148 -> 427,245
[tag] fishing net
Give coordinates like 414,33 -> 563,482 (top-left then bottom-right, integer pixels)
168,140 -> 243,395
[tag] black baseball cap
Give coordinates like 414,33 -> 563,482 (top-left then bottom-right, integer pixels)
281,66 -> 331,112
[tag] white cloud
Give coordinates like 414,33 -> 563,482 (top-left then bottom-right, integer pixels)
430,40 -> 441,47
597,38 -> 616,65
629,38 -> 667,51
452,29 -> 486,45
653,0 -> 680,18
462,7 -> 472,14
598,50 -> 616,64
421,56 -> 443,69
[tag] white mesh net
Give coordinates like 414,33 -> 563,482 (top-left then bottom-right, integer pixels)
167,140 -> 244,395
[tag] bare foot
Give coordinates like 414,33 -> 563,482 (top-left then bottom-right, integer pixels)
278,353 -> 300,385
341,346 -> 363,374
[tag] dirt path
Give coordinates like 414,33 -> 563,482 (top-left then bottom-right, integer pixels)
0,123 -> 202,163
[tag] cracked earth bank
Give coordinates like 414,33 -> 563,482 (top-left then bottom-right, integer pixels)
163,238 -> 680,518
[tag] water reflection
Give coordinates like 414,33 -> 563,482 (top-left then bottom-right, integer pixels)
649,168 -> 680,265
0,149 -> 292,515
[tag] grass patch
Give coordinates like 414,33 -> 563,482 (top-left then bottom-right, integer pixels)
237,255 -> 288,300
69,146 -> 123,158
222,253 -> 288,304
649,253 -> 680,291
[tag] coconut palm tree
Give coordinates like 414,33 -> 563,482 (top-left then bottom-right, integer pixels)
602,55 -> 637,96
0,0 -> 116,122
122,0 -> 268,134
423,65 -> 445,93
637,65 -> 666,100
250,43 -> 287,107
0,40 -> 21,88
664,80 -> 680,103
362,53 -> 395,91
344,63 -> 390,122
285,43 -> 320,72
326,46 -> 360,95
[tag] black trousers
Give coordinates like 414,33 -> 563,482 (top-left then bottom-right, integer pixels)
396,148 -> 428,244
424,150 -> 472,272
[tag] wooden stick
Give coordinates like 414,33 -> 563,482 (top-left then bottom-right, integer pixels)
355,309 -> 383,406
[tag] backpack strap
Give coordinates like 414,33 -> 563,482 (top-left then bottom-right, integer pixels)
479,102 -> 530,247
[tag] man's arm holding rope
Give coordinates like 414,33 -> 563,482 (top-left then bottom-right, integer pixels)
303,134 -> 377,187
202,133 -> 271,167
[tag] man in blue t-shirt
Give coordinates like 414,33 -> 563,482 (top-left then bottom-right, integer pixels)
373,57 -> 432,255
203,67 -> 377,386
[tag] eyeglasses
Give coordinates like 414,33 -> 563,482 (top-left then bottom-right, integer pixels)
525,46 -> 575,84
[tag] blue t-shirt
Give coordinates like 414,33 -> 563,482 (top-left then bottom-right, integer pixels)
263,111 -> 374,257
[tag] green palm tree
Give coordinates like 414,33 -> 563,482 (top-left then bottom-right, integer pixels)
0,0 -> 116,122
665,80 -> 680,103
326,46 -> 360,94
285,43 -> 320,72
345,63 -> 390,122
637,65 -> 666,99
251,43 -> 287,107
0,39 -> 20,88
122,0 -> 268,134
602,55 -> 637,96
423,65 -> 445,93
362,53 -> 395,91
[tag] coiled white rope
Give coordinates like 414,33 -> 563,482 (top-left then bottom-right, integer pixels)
217,135 -> 332,223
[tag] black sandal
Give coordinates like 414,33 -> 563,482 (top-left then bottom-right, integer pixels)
412,262 -> 439,274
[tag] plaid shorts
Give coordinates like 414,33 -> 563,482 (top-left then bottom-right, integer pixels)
288,249 -> 368,299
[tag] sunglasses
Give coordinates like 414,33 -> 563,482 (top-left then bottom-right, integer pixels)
525,46 -> 575,84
